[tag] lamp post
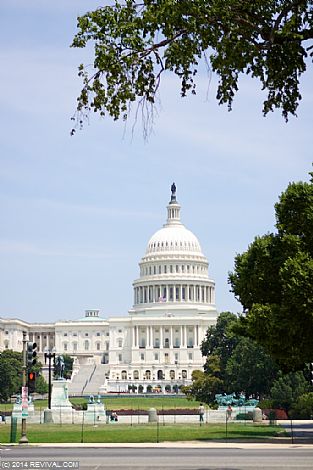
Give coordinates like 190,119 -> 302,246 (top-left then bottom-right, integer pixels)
19,331 -> 28,444
44,347 -> 56,410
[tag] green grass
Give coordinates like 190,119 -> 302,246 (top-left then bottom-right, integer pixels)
0,423 -> 285,444
73,396 -> 201,410
0,396 -> 200,412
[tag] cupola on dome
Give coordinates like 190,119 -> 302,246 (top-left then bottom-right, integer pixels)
145,182 -> 203,255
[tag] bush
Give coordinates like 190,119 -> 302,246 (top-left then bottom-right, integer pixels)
258,399 -> 274,410
290,392 -> 313,419
236,412 -> 253,421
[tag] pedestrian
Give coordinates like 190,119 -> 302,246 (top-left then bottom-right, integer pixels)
226,405 -> 232,421
199,403 -> 205,423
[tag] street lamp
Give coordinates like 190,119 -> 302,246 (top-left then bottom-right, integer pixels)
44,347 -> 56,409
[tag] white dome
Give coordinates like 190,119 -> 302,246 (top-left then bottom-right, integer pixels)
146,225 -> 202,255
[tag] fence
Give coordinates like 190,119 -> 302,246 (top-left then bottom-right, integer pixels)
2,408 -> 310,444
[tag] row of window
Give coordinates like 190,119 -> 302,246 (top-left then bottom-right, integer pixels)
148,239 -> 198,251
118,369 -> 188,380
116,352 -> 192,363
63,332 -> 111,337
63,341 -> 109,352
141,263 -> 206,277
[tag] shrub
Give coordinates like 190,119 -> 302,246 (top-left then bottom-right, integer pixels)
290,392 -> 313,419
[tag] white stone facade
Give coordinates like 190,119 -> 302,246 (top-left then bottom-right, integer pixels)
0,186 -> 218,393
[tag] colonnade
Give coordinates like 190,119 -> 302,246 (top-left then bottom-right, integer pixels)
131,324 -> 200,349
134,284 -> 214,305
28,331 -> 54,352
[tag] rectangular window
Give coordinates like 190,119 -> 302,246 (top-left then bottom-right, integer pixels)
140,353 -> 145,361
118,354 -> 122,362
64,344 -> 68,351
188,353 -> 193,360
154,353 -> 158,360
64,333 -> 67,337
96,332 -> 101,336
73,343 -> 77,351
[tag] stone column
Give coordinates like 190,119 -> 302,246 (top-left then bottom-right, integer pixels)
170,327 -> 173,348
180,326 -> 183,347
160,327 -> 163,349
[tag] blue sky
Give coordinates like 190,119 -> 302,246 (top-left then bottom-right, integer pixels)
0,1 -> 312,323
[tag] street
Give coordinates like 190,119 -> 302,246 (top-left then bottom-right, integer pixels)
1,445 -> 313,469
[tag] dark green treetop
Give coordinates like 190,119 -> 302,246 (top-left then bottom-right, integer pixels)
229,171 -> 313,371
71,1 -> 313,133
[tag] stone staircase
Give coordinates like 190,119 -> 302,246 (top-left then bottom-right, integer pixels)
83,364 -> 107,396
68,364 -> 107,396
68,364 -> 95,396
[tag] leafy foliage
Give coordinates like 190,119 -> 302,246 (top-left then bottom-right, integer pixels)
34,374 -> 48,395
0,350 -> 23,402
186,312 -> 278,403
71,1 -> 313,133
182,368 -> 223,405
291,392 -> 313,418
226,337 -> 278,399
229,172 -> 313,371
269,370 -> 309,411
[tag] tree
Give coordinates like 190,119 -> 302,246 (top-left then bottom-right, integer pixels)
291,392 -> 313,418
229,172 -> 313,371
34,374 -> 48,395
71,1 -> 313,133
269,371 -> 309,411
189,311 -> 279,402
226,337 -> 278,399
62,354 -> 74,380
0,350 -> 23,402
182,365 -> 223,405
201,311 -> 239,383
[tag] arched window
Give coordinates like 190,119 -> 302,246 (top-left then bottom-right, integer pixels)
72,342 -> 77,351
157,370 -> 164,380
121,370 -> 127,380
133,370 -> 139,380
96,342 -> 101,351
170,370 -> 175,380
182,370 -> 187,379
84,340 -> 89,351
145,370 -> 151,380
63,342 -> 68,351
117,338 -> 123,348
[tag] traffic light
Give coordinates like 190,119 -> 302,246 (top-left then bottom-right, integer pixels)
27,371 -> 36,393
27,342 -> 37,368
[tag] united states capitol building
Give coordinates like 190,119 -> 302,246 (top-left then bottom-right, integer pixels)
0,186 -> 218,394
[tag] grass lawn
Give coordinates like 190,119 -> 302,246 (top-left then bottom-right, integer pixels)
71,396 -> 201,410
0,396 -> 201,412
0,423 -> 285,444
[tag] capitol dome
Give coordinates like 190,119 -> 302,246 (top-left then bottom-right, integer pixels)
131,184 -> 216,314
146,225 -> 202,256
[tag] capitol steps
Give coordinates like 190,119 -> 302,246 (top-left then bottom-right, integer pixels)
68,364 -> 107,396
83,364 -> 107,396
68,364 -> 95,396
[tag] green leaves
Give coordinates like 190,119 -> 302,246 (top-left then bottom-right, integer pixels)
71,1 -> 313,132
229,172 -> 313,371
0,350 -> 23,402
